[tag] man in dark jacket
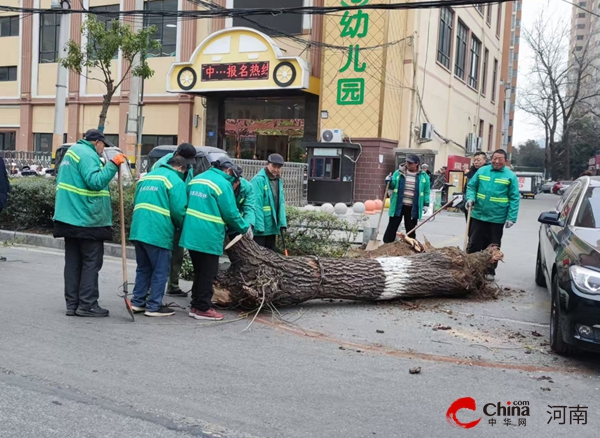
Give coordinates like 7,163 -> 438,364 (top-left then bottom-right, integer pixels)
53,129 -> 127,317
461,151 -> 487,219
0,157 -> 9,262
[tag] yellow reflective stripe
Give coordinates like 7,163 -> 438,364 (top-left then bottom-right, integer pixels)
134,203 -> 170,217
479,175 -> 491,181
490,197 -> 509,203
239,197 -> 245,204
263,206 -> 272,211
57,182 -> 110,197
477,193 -> 486,199
141,175 -> 173,189
189,179 -> 222,195
187,209 -> 225,225
64,150 -> 80,163
494,179 -> 510,185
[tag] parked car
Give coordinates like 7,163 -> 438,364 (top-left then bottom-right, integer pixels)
53,143 -> 133,182
552,180 -> 574,195
536,176 -> 600,355
541,181 -> 556,193
141,145 -> 229,179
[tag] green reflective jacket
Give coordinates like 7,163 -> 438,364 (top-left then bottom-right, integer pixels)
53,139 -> 118,227
129,163 -> 187,250
152,152 -> 194,185
251,168 -> 287,236
388,170 -> 431,220
236,178 -> 256,227
179,167 -> 249,255
466,165 -> 520,224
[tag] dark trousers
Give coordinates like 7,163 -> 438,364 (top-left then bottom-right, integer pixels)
467,217 -> 504,275
131,241 -> 171,312
254,235 -> 277,250
64,238 -> 104,311
383,205 -> 418,243
167,230 -> 184,292
189,250 -> 220,312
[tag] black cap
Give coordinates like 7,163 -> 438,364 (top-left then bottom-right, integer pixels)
406,154 -> 420,164
176,143 -> 197,165
267,153 -> 285,165
214,158 -> 240,178
84,129 -> 114,147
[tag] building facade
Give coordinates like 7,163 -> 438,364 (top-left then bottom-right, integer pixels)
0,0 -> 517,201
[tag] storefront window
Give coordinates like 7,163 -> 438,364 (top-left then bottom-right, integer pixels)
34,133 -> 53,152
224,97 -> 305,120
0,132 -> 16,150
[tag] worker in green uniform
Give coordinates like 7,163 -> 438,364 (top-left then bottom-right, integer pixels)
129,155 -> 188,317
465,149 -> 520,281
53,129 -> 127,317
251,153 -> 287,250
231,165 -> 256,234
151,142 -> 197,297
180,158 -> 251,321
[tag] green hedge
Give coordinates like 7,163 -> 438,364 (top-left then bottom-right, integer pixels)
0,177 -> 135,244
1,179 -> 359,263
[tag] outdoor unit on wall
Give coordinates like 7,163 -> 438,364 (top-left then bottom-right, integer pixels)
418,123 -> 434,143
321,129 -> 344,143
466,133 -> 482,153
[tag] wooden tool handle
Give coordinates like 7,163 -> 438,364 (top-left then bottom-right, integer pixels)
464,206 -> 472,251
374,181 -> 391,234
118,167 -> 127,284
399,197 -> 456,237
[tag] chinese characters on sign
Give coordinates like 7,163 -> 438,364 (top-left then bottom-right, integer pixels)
547,405 -> 588,425
201,62 -> 270,82
336,0 -> 370,105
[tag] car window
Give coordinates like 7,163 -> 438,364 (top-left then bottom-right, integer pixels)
556,183 -> 579,211
575,186 -> 600,228
560,183 -> 581,224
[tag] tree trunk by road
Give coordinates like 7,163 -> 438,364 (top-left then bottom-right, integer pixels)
215,238 -> 502,309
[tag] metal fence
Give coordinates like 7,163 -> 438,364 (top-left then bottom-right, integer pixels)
231,158 -> 307,207
0,151 -> 52,169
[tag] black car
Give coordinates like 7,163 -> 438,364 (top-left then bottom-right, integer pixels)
536,176 -> 600,355
144,145 -> 229,178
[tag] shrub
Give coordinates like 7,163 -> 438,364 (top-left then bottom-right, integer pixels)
0,177 -> 136,244
279,207 -> 360,258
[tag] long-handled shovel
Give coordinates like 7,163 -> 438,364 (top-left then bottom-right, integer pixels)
397,197 -> 457,240
366,181 -> 391,251
118,167 -> 135,322
464,206 -> 472,251
280,229 -> 289,257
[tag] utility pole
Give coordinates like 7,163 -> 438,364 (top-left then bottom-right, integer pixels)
52,0 -> 71,154
126,0 -> 145,172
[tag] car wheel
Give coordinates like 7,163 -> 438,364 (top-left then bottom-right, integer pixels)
535,244 -> 546,287
549,275 -> 575,356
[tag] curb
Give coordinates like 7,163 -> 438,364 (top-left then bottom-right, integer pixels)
0,229 -> 137,260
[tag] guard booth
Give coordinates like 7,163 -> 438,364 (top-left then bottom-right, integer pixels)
304,142 -> 360,205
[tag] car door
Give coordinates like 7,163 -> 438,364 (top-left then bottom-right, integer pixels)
541,183 -> 582,278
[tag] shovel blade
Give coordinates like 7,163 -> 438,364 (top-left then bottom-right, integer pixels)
124,295 -> 135,322
365,239 -> 382,251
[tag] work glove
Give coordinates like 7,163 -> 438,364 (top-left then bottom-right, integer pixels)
505,221 -> 515,229
465,200 -> 474,210
244,226 -> 254,240
385,173 -> 392,183
111,153 -> 127,167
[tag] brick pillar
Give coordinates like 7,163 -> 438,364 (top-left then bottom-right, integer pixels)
352,138 -> 397,202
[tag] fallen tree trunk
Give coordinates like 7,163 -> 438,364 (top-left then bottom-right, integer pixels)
215,237 -> 502,309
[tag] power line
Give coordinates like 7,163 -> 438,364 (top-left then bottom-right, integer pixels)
0,0 -> 515,20
561,0 -> 600,19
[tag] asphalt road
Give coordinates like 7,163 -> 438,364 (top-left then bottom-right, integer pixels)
1,193 -> 599,438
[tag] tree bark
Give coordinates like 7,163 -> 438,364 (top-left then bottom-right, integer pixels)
98,84 -> 115,132
215,238 -> 502,309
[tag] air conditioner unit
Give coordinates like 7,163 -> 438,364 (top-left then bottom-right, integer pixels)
466,133 -> 477,153
419,123 -> 434,142
476,137 -> 483,151
321,128 -> 344,143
